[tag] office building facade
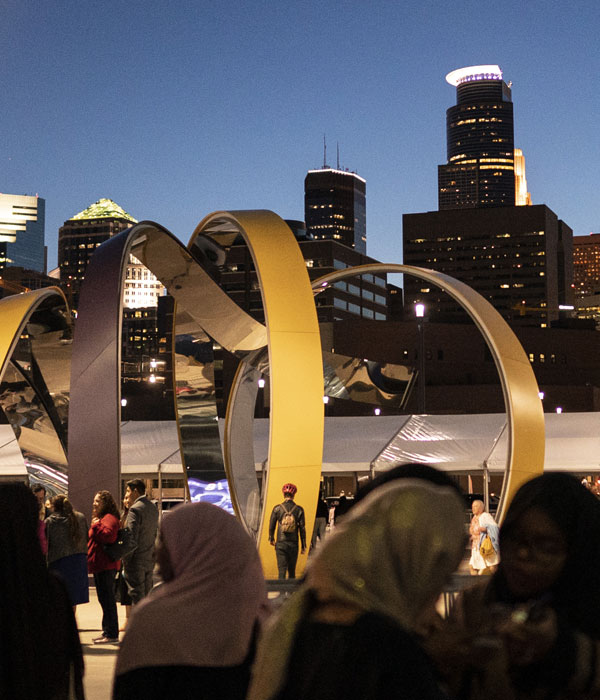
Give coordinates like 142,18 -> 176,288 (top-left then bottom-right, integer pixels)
0,194 -> 45,272
403,205 -> 573,326
438,65 -> 516,210
218,222 -> 386,324
573,233 -> 600,298
58,198 -> 137,311
304,168 -> 367,253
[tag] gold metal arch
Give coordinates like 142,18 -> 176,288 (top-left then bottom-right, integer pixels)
0,212 -> 545,579
67,211 -> 323,576
190,211 -> 324,577
311,263 -> 545,521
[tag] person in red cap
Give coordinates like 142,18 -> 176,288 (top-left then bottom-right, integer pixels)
268,483 -> 306,579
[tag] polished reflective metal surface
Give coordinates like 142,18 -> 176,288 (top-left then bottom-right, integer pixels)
0,289 -> 71,495
0,212 -> 545,572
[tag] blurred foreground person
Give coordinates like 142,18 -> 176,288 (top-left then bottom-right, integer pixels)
248,479 -> 466,700
0,483 -> 84,699
113,502 -> 268,700
88,490 -> 121,644
431,473 -> 600,700
46,494 -> 90,610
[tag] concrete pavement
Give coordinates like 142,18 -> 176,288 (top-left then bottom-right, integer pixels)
76,587 -> 124,700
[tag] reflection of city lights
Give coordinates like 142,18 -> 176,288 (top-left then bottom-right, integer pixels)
150,359 -> 157,368
149,375 -> 156,383
257,378 -> 265,388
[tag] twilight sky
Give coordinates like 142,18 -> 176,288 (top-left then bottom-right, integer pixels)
2,0 -> 599,270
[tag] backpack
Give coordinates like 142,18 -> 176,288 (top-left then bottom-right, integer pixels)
103,528 -> 136,561
279,503 -> 298,533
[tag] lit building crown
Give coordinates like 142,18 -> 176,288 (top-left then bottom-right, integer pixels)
445,65 -> 503,86
70,198 -> 138,222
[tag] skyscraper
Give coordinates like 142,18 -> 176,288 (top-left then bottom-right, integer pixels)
403,65 -> 573,326
0,193 -> 45,272
304,168 -> 366,253
58,198 -> 137,310
573,233 -> 600,298
438,65 -> 515,210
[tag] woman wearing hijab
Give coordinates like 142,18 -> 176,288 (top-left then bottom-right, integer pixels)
46,494 -> 89,610
433,472 -> 600,699
0,483 -> 84,700
113,502 -> 268,700
248,479 -> 467,700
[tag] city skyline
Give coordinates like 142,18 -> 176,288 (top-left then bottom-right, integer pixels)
3,1 -> 599,270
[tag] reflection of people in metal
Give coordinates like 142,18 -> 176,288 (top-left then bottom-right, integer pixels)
469,500 -> 499,575
268,483 -> 306,579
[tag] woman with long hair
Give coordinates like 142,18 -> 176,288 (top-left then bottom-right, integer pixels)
46,494 -> 89,610
88,490 -> 121,645
248,479 -> 466,700
113,502 -> 268,700
0,483 -> 84,699
432,472 -> 600,699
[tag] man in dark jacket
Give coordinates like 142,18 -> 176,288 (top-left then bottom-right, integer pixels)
123,479 -> 159,604
268,483 -> 306,579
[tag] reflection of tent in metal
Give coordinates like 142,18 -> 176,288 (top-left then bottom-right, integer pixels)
0,427 -> 26,480
3,414 -> 600,482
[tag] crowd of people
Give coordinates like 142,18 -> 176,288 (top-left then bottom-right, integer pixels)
2,466 -> 600,700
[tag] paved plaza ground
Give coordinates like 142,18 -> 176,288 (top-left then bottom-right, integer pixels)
76,586 -> 122,700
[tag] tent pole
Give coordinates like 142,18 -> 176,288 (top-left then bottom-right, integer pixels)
483,463 -> 490,513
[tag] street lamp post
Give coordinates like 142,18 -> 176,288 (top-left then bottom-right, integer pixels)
415,303 -> 426,414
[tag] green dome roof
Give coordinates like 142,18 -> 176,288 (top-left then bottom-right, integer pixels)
70,198 -> 137,222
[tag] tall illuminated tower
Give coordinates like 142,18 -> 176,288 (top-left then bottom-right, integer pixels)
438,65 -> 515,209
304,168 -> 367,253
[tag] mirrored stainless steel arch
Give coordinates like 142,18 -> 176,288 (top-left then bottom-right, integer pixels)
0,287 -> 72,494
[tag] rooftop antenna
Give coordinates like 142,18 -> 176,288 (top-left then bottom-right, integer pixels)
323,134 -> 327,168
337,143 -> 340,169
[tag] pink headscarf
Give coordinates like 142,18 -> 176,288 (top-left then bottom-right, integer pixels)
115,502 -> 268,676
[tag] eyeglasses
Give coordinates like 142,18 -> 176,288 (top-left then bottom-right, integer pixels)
502,534 -> 567,562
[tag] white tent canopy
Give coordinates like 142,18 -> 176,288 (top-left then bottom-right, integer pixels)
2,413 -> 600,481
0,425 -> 27,479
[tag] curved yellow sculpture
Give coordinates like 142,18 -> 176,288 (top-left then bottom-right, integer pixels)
312,264 -> 545,521
191,211 -> 324,577
0,210 -> 546,580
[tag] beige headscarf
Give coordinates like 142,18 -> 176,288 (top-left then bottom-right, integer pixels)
247,479 -> 466,700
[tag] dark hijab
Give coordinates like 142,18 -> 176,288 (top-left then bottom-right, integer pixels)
0,483 -> 84,699
495,472 -> 600,638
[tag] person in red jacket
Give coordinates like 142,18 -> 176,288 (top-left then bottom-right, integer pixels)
88,490 -> 121,644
